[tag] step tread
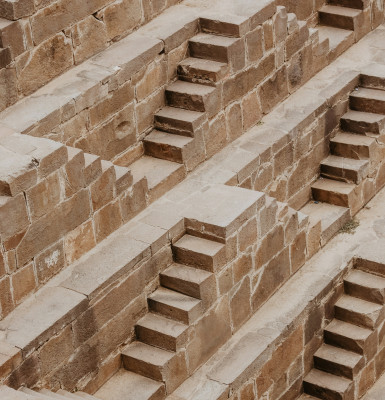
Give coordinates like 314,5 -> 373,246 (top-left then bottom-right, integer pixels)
148,287 -> 201,312
57,390 -> 98,400
325,318 -> 373,340
317,25 -> 354,50
155,106 -> 206,122
320,4 -> 362,17
335,294 -> 383,314
179,57 -> 228,73
122,341 -> 175,366
95,369 -> 165,400
314,343 -> 363,368
342,109 -> 385,124
189,33 -> 239,47
312,178 -> 356,194
144,130 -> 194,148
304,369 -> 352,391
331,132 -> 376,146
321,155 -> 369,171
351,87 -> 385,102
345,269 -> 385,289
129,156 -> 184,191
166,80 -> 216,96
161,263 -> 213,285
173,234 -> 225,257
137,313 -> 188,338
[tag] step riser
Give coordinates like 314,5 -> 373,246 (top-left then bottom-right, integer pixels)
189,41 -> 229,64
319,12 -> 356,31
334,304 -> 385,329
330,141 -> 371,160
311,187 -> 351,209
313,356 -> 362,379
166,90 -> 207,113
320,164 -> 367,184
177,65 -> 226,86
303,381 -> 353,400
350,96 -> 385,115
361,74 -> 385,91
123,355 -> 164,382
144,141 -> 184,164
340,117 -> 385,135
135,325 -> 186,352
148,297 -> 202,324
344,281 -> 385,305
324,330 -> 376,356
154,116 -> 196,137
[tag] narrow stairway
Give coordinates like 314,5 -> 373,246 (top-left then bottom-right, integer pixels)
95,233 -> 226,400
303,265 -> 385,399
317,0 -> 370,62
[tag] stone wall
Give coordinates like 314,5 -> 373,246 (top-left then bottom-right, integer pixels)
0,0 -> 182,111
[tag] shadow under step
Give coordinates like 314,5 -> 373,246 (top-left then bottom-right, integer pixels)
300,201 -> 350,246
319,4 -> 362,31
320,155 -> 369,184
350,87 -> 385,115
330,132 -> 377,159
136,312 -> 189,352
129,155 -> 185,203
177,57 -> 229,86
95,369 -> 165,400
344,269 -> 385,305
317,25 -> 354,62
314,343 -> 364,379
340,110 -> 385,134
334,294 -> 385,329
303,369 -> 354,400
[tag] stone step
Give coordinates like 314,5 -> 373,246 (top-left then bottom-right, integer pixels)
199,16 -> 248,38
160,263 -> 217,306
95,369 -> 166,400
83,153 -> 102,186
122,341 -> 187,393
334,294 -> 385,329
300,201 -> 350,246
324,319 -> 376,355
344,269 -> 385,304
311,178 -> 359,211
136,313 -> 189,352
40,388 -> 72,399
350,87 -> 385,115
1,386 -> 30,399
320,155 -> 369,184
313,343 -> 364,379
165,80 -> 218,116
143,130 -> 195,164
172,234 -> 226,272
328,0 -> 369,9
360,66 -> 385,90
319,4 -> 362,31
303,369 -> 354,400
317,25 -> 354,62
154,106 -> 206,137
189,33 -> 239,64
57,389 -> 100,399
330,132 -> 377,160
19,388 -> 51,399
114,165 -> 133,195
297,395 -> 320,400
340,110 -> 385,135
177,57 -> 229,86
129,155 -> 185,204
148,287 -> 203,324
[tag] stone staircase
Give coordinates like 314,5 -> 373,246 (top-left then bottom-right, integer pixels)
95,233 -> 226,400
0,385 -> 100,399
317,0 -> 370,62
311,72 -> 385,216
302,264 -> 385,399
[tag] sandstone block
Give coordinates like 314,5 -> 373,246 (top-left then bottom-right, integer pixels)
0,68 -> 17,112
94,199 -> 122,242
205,114 -> 227,159
0,276 -> 13,319
35,240 -> 65,284
63,148 -> 86,197
0,20 -> 27,58
91,161 -> 115,211
120,176 -> 148,223
226,102 -> 243,142
64,220 -> 96,264
285,21 -> 309,60
259,66 -> 288,114
230,276 -> 251,330
0,0 -> 34,20
0,194 -> 29,243
263,20 -> 274,51
290,230 -> 306,273
274,6 -> 288,44
0,342 -> 22,380
11,262 -> 36,305
242,90 -> 262,131
135,59 -> 167,102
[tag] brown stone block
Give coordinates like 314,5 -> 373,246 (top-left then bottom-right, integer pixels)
290,230 -> 306,273
285,22 -> 309,60
72,16 -> 109,64
16,189 -> 91,266
205,113 -> 227,159
230,276 -> 251,331
11,262 -> 36,305
358,359 -> 375,397
62,109 -> 89,145
134,59 -> 167,102
256,224 -> 285,268
135,89 -> 164,134
226,102 -> 243,142
0,21 -> 26,59
16,33 -> 73,96
239,381 -> 255,400
274,6 -> 288,44
277,0 -> 313,20
120,177 -> 148,223
90,162 -> 115,211
0,342 -> 22,381
217,264 -> 234,296
238,218 -> 258,253
0,194 -> 29,242
6,353 -> 40,390
63,148 -> 86,198
35,240 -> 65,284
253,247 -> 290,311
259,66 -> 288,114
245,26 -> 263,64
0,276 -> 13,319
263,20 -> 274,52
65,220 -> 96,264
0,68 -> 17,112
233,253 -> 252,284
94,200 -> 122,242
99,0 -> 142,41
241,90 -> 262,131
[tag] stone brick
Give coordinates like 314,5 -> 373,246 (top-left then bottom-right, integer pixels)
135,89 -> 164,134
134,59 -> 167,102
245,27 -> 263,64
259,66 -> 288,114
274,6 -> 288,44
6,353 -> 40,389
11,262 -> 36,305
98,0 -> 142,41
205,114 -> 227,159
94,200 -> 122,242
16,33 -> 73,96
90,162 -> 115,211
167,41 -> 189,79
0,21 -> 27,58
285,22 -> 309,60
0,0 -> 34,20
358,360 -> 375,397
290,230 -> 306,273
16,189 -> 91,266
230,276 -> 251,330
238,218 -> 258,252
72,16 -> 109,64
239,382 -> 255,400
0,342 -> 22,381
226,102 -> 243,142
241,90 -> 262,131
0,68 -> 17,113
256,224 -> 285,268
0,276 -> 13,319
232,253 -> 252,284
263,20 -> 274,52
35,240 -> 65,284
0,194 -> 29,243
120,177 -> 148,223
63,148 -> 86,198
26,171 -> 61,221
65,220 -> 96,264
